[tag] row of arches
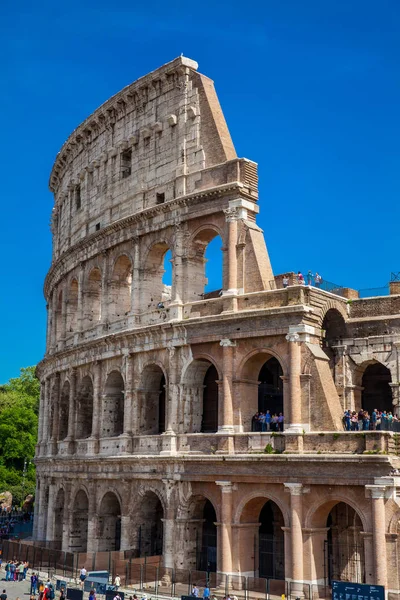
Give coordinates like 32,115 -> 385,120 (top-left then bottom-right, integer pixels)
51,355 -> 284,441
52,232 -> 224,340
48,487 -> 367,584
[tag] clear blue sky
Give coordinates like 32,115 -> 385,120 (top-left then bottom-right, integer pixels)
1,0 -> 399,383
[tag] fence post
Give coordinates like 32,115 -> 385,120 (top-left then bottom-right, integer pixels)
155,567 -> 159,596
140,564 -> 143,592
108,552 -> 111,578
266,577 -> 269,600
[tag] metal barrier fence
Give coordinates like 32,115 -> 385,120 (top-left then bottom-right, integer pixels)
380,418 -> 400,432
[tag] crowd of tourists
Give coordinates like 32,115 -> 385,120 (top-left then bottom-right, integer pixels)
343,409 -> 400,431
281,271 -> 322,288
252,411 -> 284,432
4,560 -> 29,581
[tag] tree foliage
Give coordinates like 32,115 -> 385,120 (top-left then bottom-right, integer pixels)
0,367 -> 39,503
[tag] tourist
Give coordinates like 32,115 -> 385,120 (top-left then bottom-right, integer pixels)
350,412 -> 358,431
278,413 -> 284,432
18,562 -> 24,581
9,562 -> 16,582
259,412 -> 266,432
30,573 -> 38,596
80,567 -> 87,588
315,273 -> 322,288
307,271 -> 313,286
23,561 -> 29,580
5,562 -> 10,582
89,590 -> 96,600
343,410 -> 351,431
282,275 -> 289,288
191,584 -> 199,597
271,414 -> 279,431
297,271 -> 304,285
371,409 -> 377,430
265,410 -> 271,432
203,586 -> 210,599
114,575 -> 121,590
362,412 -> 370,431
0,590 -> 7,600
59,587 -> 66,600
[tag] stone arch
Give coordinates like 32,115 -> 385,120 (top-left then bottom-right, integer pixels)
83,267 -> 102,328
176,494 -> 218,572
54,487 -> 65,545
361,361 -> 393,415
139,363 -> 167,434
109,254 -> 132,320
305,495 -> 368,532
97,491 -> 122,551
131,490 -> 164,557
185,226 -> 225,302
141,241 -> 172,311
75,375 -> 93,439
238,494 -> 286,580
306,499 -> 366,584
319,300 -> 348,330
181,358 -> 219,433
66,278 -> 79,333
239,349 -> 287,432
102,370 -> 124,438
388,509 -> 400,534
69,489 -> 89,552
58,380 -> 70,441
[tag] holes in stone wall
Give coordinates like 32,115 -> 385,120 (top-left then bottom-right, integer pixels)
102,371 -> 124,438
109,255 -> 132,319
121,149 -> 132,179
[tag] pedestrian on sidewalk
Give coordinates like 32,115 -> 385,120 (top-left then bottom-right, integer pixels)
30,573 -> 38,596
114,575 -> 121,591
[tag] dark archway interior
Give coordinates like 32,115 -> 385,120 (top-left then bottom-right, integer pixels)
197,499 -> 217,572
76,377 -> 93,439
361,363 -> 393,414
259,501 -> 284,580
137,493 -> 164,556
258,358 -> 283,415
102,370 -> 124,438
59,382 -> 70,441
98,492 -> 121,552
322,309 -> 347,345
326,502 -> 365,584
202,365 -> 219,433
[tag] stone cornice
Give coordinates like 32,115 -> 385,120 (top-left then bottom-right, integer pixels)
49,56 -> 198,193
44,182 -> 251,298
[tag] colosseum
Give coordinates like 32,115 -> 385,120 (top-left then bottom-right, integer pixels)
35,56 -> 400,597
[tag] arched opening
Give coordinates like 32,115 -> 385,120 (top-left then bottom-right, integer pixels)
322,309 -> 347,370
66,279 -> 79,333
239,497 -> 285,580
198,499 -> 217,572
109,255 -> 132,320
53,488 -> 65,547
98,492 -> 122,552
84,268 -> 102,328
181,360 -> 219,433
58,381 -> 70,441
202,365 -> 219,433
133,492 -> 164,557
326,502 -> 365,584
241,352 -> 285,432
185,230 -> 224,302
361,363 -> 393,414
141,243 -> 172,311
139,365 -> 166,434
69,490 -> 89,552
102,371 -> 124,438
75,376 -> 93,439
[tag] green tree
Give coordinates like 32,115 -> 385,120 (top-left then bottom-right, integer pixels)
0,366 -> 39,503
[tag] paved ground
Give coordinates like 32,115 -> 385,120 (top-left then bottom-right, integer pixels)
0,577 -> 32,600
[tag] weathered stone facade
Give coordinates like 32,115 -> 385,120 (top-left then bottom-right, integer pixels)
35,57 -> 400,596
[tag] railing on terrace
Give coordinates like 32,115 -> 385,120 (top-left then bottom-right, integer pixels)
271,274 -> 391,299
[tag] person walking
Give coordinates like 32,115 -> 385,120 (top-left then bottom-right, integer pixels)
315,272 -> 322,288
297,271 -> 305,285
30,573 -> 38,596
114,576 -> 121,591
282,275 -> 289,288
203,586 -> 210,599
307,271 -> 313,286
192,585 -> 199,597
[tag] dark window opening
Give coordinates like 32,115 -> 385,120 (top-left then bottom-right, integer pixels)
75,185 -> 81,210
197,500 -> 217,572
258,357 -> 283,415
156,192 -> 165,204
202,365 -> 219,433
95,223 -> 101,231
121,149 -> 132,179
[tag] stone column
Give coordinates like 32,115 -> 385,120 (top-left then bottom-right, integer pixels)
33,481 -> 43,540
86,487 -> 98,552
131,240 -> 140,318
218,339 -> 236,435
120,514 -> 131,551
37,382 -> 46,447
366,485 -> 388,589
45,303 -> 51,352
51,292 -> 57,351
46,480 -> 56,541
77,263 -> 85,332
216,481 -> 233,576
101,251 -> 110,324
284,483 -> 308,595
37,481 -> 48,541
51,373 -> 61,454
224,209 -> 238,295
91,361 -> 102,449
161,347 -> 179,455
42,377 -> 51,449
285,332 -> 303,432
123,354 -> 133,436
66,368 -> 77,441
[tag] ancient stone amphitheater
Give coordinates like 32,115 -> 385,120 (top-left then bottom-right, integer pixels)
35,56 -> 400,596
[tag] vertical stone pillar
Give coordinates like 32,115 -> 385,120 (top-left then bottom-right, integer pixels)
45,303 -> 51,352
131,376 -> 141,436
171,222 -> 184,308
284,483 -> 308,595
366,485 -> 388,589
33,481 -> 43,539
224,209 -> 238,295
67,368 -> 77,440
216,481 -> 233,576
119,514 -> 131,551
285,332 -> 303,432
161,346 -> 178,455
86,489 -> 98,553
37,382 -> 46,447
101,251 -> 110,324
51,291 -> 57,351
218,339 -> 236,435
37,481 -> 48,541
42,377 -> 51,449
61,283 -> 67,344
46,480 -> 56,541
51,373 -> 61,454
77,263 -> 85,332
91,361 -> 102,446
131,240 -> 140,318
123,354 -> 133,436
